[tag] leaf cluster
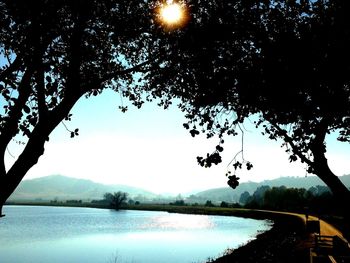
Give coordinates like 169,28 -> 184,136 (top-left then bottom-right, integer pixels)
146,0 -> 350,178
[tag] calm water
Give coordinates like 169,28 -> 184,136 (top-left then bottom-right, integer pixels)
0,206 -> 272,263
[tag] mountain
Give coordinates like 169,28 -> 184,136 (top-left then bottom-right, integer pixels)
9,174 -> 350,203
194,174 -> 350,203
9,175 -> 157,201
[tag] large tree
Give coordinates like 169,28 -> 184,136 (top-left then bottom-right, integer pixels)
145,0 -> 350,214
103,192 -> 128,210
2,0 -> 350,221
0,0 -> 172,216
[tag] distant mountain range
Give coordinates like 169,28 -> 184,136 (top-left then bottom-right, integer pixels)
8,174 -> 350,203
9,175 -> 157,201
194,174 -> 350,203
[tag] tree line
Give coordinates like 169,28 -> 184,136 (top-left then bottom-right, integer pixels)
239,185 -> 342,215
167,184 -> 343,216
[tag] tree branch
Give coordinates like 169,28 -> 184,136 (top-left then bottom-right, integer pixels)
0,55 -> 22,83
2,73 -> 82,201
0,68 -> 34,177
35,62 -> 48,120
267,121 -> 314,167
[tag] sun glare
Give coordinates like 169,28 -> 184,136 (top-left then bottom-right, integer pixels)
158,1 -> 187,27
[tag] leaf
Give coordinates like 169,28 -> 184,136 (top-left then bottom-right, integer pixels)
190,129 -> 200,137
289,155 -> 298,162
23,105 -> 30,114
216,145 -> 224,152
119,106 -> 128,113
65,114 -> 71,121
246,162 -> 253,170
227,175 -> 240,189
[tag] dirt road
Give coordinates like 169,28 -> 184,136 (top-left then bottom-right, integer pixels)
256,209 -> 348,244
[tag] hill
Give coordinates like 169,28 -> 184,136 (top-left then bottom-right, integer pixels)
194,174 -> 350,203
8,175 -> 157,202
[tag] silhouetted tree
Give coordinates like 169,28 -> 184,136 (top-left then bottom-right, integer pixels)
0,0 -> 175,216
2,0 -> 350,221
104,192 -> 128,210
149,0 -> 350,212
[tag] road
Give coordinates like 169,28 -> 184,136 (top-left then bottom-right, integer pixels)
256,209 -> 348,242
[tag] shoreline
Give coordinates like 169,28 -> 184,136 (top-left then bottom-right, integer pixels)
209,213 -> 308,262
5,203 -> 309,262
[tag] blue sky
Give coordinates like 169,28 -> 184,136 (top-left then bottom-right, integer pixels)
2,49 -> 350,195
4,87 -> 350,194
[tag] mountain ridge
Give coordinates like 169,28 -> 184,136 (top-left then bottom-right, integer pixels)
9,174 -> 157,201
194,174 -> 350,203
8,174 -> 350,203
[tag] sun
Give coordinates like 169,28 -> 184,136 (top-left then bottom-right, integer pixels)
158,1 -> 187,27
160,3 -> 183,24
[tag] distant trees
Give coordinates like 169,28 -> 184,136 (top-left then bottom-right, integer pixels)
239,191 -> 251,205
240,185 -> 337,215
103,192 -> 128,210
264,187 -> 307,210
220,201 -> 229,208
169,199 -> 186,206
66,199 -> 82,204
205,200 -> 214,207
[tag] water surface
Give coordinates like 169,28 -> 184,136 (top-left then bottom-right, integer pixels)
0,205 -> 272,263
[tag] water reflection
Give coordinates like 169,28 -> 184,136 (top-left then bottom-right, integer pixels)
140,213 -> 215,230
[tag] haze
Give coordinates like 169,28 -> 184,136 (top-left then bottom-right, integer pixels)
3,87 -> 349,195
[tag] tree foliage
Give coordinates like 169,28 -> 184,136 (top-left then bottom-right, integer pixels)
0,0 -> 172,215
241,185 -> 338,215
146,0 -> 350,204
1,0 -> 350,218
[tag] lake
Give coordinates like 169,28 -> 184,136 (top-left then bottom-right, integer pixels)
0,206 -> 272,263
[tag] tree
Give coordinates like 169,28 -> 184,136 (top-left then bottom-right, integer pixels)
205,200 -> 214,207
239,191 -> 251,206
220,201 -> 229,208
148,0 -> 350,213
0,0 -> 174,216
103,191 -> 128,210
264,187 -> 307,210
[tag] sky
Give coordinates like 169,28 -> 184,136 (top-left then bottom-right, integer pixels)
4,88 -> 350,195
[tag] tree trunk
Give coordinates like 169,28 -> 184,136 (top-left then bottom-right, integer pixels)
310,119 -> 350,219
0,91 -> 82,217
0,125 -> 47,217
0,196 -> 5,217
312,144 -> 350,231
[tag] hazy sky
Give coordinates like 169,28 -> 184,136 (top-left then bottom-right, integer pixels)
4,88 -> 350,194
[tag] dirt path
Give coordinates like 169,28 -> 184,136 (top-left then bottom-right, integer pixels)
256,209 -> 349,247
